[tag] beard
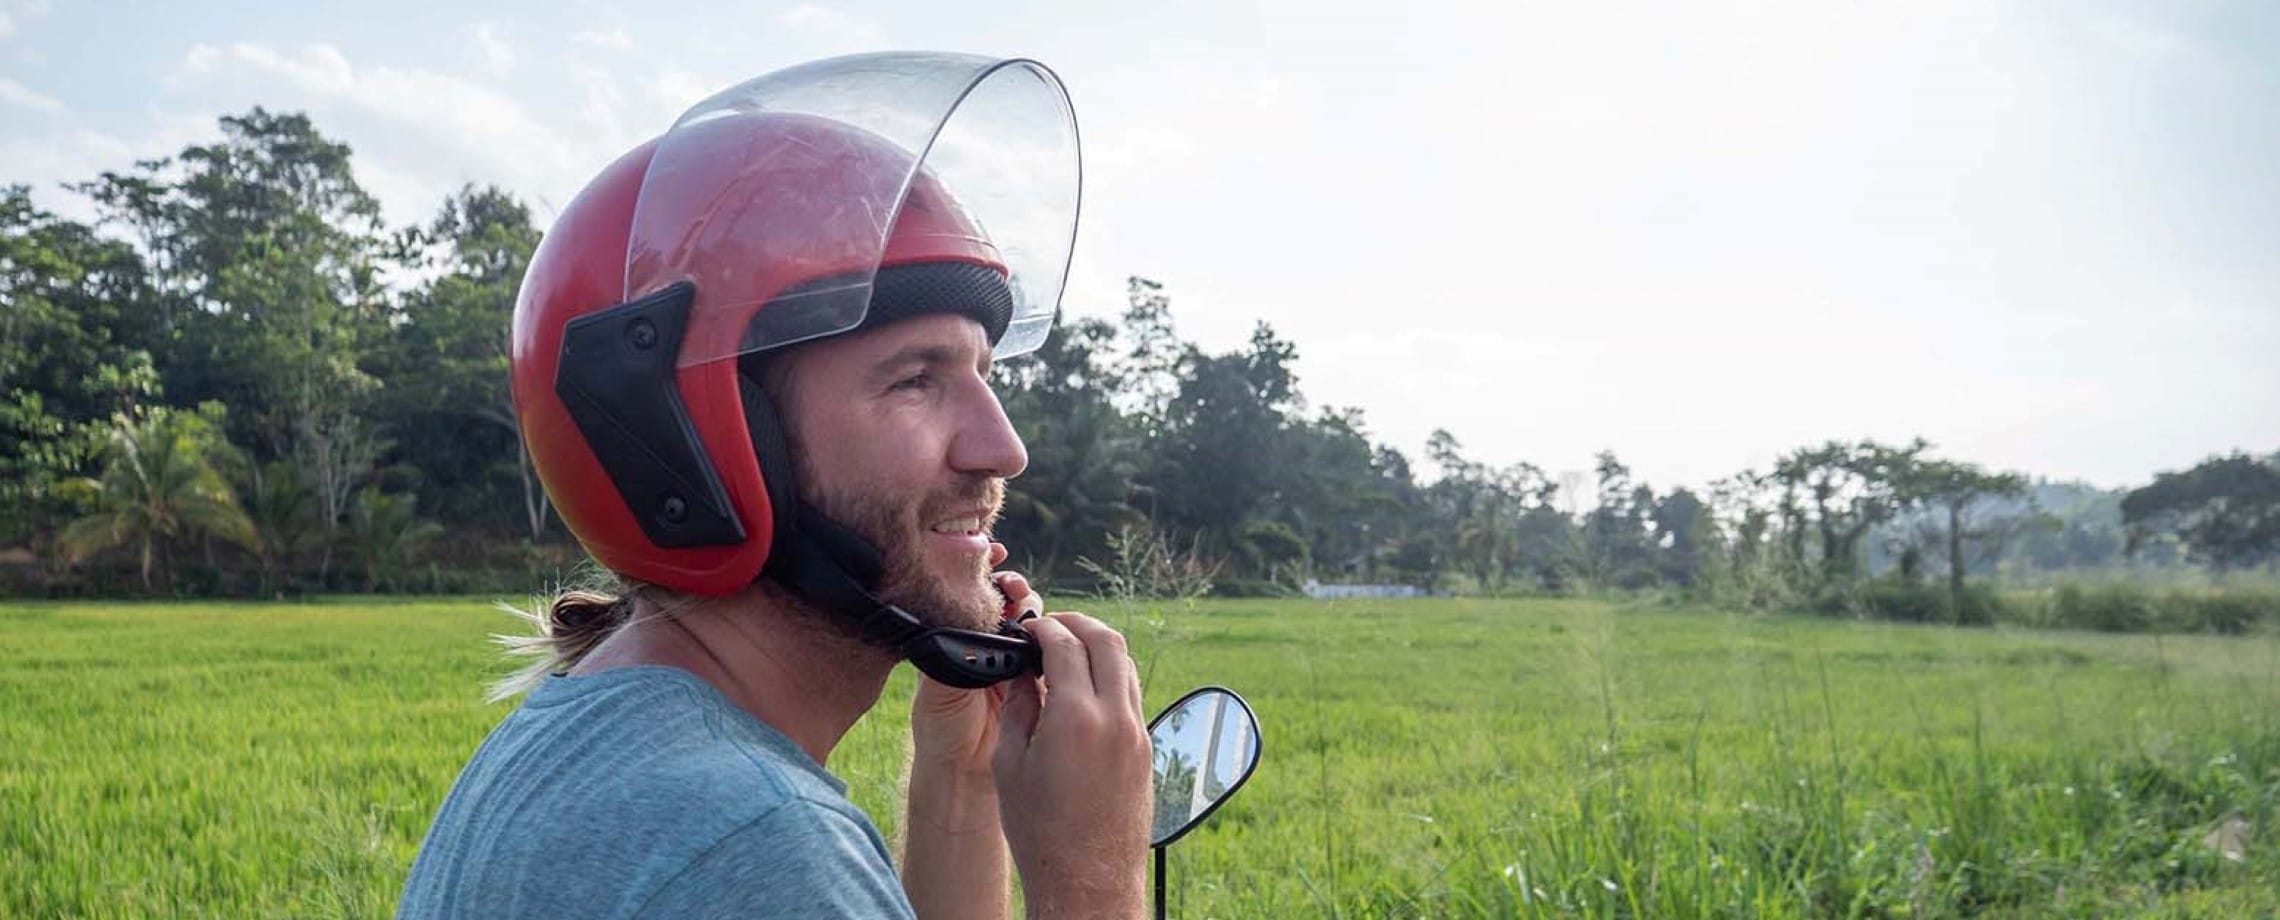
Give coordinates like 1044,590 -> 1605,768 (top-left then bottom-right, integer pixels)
802,472 -> 1005,632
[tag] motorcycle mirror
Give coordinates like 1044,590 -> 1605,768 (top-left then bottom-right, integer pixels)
1147,686 -> 1260,847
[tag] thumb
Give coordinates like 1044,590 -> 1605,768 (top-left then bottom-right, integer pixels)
912,674 -> 969,716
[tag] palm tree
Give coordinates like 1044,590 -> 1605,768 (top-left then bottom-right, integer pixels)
57,406 -> 259,591
339,486 -> 444,592
236,459 -> 325,594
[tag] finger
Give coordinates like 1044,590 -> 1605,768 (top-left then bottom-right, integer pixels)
987,541 -> 1010,569
1046,613 -> 1135,708
994,574 -> 1043,620
1126,651 -> 1143,715
1020,614 -> 1097,698
992,570 -> 1031,599
992,676 -> 1042,779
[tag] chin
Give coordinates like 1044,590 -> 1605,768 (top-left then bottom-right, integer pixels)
932,578 -> 1001,631
879,565 -> 998,632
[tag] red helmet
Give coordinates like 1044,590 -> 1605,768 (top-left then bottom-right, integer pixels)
510,53 -> 1079,596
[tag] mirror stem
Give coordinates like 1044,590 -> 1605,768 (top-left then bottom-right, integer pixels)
1153,845 -> 1167,920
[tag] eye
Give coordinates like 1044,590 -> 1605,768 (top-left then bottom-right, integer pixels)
889,371 -> 933,393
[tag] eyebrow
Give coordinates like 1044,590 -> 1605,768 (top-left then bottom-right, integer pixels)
867,342 -> 989,384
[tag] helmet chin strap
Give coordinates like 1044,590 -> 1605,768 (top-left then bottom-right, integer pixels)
765,504 -> 1040,689
737,362 -> 1037,689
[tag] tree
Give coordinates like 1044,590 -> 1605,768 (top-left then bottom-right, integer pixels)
57,405 -> 258,591
1768,439 -> 1929,590
234,459 -> 324,594
1703,471 -> 1798,608
1651,488 -> 1713,587
1903,459 -> 2029,623
1143,322 -> 1306,575
1275,408 -> 1411,584
339,486 -> 445,592
995,313 -> 1145,584
1112,276 -> 1183,425
2008,481 -> 2131,571
1423,430 -> 1562,592
1580,451 -> 1656,589
2122,453 -> 2280,570
0,186 -> 166,553
373,185 -> 546,538
76,109 -> 392,553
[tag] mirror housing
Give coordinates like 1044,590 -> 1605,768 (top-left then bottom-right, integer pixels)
1147,686 -> 1261,848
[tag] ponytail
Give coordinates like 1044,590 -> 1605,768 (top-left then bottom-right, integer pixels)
489,577 -> 642,702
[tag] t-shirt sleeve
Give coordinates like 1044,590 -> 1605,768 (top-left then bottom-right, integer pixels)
633,799 -> 918,920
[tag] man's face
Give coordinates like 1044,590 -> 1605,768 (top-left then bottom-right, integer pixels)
773,313 -> 1028,631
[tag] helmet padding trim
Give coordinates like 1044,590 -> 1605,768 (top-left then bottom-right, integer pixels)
555,281 -> 746,548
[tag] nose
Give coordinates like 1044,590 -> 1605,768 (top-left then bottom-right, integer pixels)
949,375 -> 1028,480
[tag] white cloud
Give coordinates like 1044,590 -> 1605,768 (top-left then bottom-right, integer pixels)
153,41 -> 611,227
0,0 -> 53,40
571,26 -> 632,51
1254,76 -> 1282,109
473,22 -> 514,79
177,43 -> 218,73
0,123 -> 202,225
775,4 -> 883,51
229,42 -> 356,92
570,64 -> 629,142
0,76 -> 63,112
646,68 -> 719,117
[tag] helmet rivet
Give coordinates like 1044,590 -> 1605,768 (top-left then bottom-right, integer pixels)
627,319 -> 658,350
660,494 -> 687,523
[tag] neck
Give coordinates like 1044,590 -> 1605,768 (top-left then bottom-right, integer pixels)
571,580 -> 897,766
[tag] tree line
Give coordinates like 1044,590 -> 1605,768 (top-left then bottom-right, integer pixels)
5,109 -> 2276,613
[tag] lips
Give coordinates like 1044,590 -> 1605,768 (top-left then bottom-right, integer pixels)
927,513 -> 987,537
925,504 -> 995,535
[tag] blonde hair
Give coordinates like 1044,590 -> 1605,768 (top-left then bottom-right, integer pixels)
488,569 -> 647,702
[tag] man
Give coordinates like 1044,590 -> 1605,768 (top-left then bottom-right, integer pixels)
398,54 -> 1152,918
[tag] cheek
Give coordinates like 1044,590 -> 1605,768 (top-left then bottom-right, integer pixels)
796,410 -> 941,498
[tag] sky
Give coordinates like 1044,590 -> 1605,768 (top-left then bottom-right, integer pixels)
4,0 -> 2275,492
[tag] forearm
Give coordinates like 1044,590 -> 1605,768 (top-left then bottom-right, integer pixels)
901,765 -> 1010,920
1014,848 -> 1146,920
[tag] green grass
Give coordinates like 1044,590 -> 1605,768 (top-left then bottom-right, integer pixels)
4,596 -> 2278,918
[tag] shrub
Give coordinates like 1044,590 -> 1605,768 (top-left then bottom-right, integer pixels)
1210,577 -> 1295,598
1854,580 -> 1944,623
2160,587 -> 2279,635
1948,582 -> 2006,626
1836,578 -> 2005,626
2052,582 -> 2155,633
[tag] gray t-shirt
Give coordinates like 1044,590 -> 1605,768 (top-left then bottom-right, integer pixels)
397,666 -> 916,919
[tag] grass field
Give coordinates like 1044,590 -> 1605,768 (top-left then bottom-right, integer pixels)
4,596 -> 2278,918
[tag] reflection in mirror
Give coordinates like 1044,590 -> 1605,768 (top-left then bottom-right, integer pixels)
1148,688 -> 1260,847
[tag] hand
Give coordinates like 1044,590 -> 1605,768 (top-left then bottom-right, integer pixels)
900,545 -> 1037,918
992,612 -> 1151,919
909,543 -> 1041,776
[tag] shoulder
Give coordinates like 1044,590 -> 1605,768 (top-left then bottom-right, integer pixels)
401,668 -> 866,918
632,797 -> 915,920
524,667 -> 833,803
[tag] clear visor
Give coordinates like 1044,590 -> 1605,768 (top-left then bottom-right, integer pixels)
624,52 -> 1080,367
